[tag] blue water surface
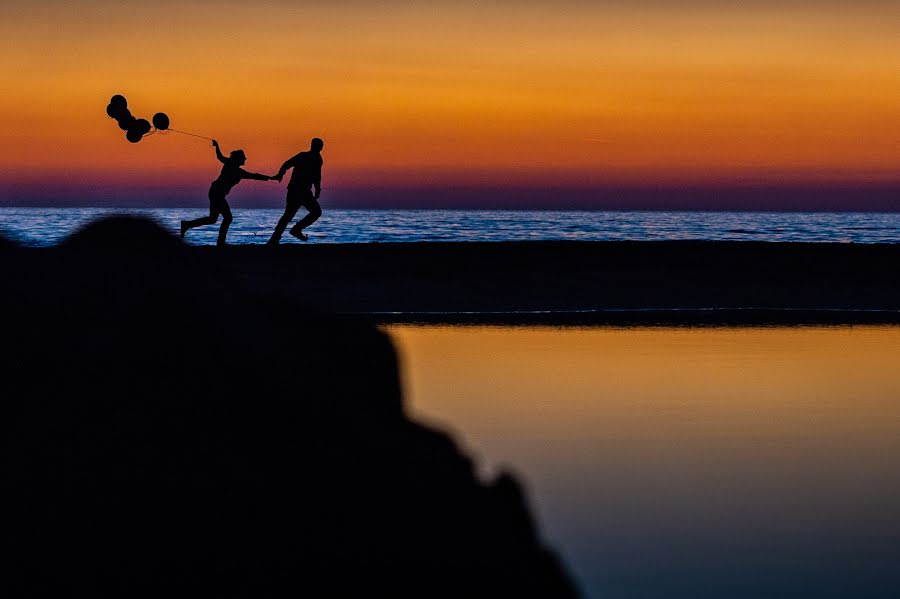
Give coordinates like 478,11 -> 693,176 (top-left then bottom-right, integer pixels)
1,208 -> 899,247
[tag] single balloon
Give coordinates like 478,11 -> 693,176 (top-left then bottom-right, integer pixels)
133,118 -> 152,134
152,112 -> 170,130
125,129 -> 144,143
116,113 -> 136,131
110,94 -> 127,108
106,103 -> 128,119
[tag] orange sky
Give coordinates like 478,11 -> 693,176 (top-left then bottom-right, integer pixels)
1,1 -> 898,206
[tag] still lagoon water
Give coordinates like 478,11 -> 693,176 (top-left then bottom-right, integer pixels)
387,325 -> 900,599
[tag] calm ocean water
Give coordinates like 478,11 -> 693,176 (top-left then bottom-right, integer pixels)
1,208 -> 899,246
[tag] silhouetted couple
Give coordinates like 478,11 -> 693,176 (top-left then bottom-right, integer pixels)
180,138 -> 324,246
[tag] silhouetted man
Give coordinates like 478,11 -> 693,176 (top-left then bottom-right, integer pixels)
181,140 -> 274,246
268,138 -> 324,244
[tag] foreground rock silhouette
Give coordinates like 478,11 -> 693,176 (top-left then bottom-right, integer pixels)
0,218 -> 577,597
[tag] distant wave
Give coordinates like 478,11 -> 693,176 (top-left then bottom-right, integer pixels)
2,208 -> 900,246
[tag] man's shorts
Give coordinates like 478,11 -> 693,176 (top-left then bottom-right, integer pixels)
286,187 -> 316,210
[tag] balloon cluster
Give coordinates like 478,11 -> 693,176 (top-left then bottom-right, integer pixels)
105,95 -> 170,143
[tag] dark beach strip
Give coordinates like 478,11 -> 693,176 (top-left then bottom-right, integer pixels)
204,240 -> 900,326
7,228 -> 900,325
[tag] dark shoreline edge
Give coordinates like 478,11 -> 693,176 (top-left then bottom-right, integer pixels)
205,240 -> 900,326
367,308 -> 900,327
9,234 -> 900,326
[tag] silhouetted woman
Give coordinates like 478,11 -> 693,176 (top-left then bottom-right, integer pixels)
180,140 -> 273,246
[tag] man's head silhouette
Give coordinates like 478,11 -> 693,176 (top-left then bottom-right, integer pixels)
311,138 -> 324,153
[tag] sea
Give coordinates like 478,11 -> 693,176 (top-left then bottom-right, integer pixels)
1,207 -> 900,246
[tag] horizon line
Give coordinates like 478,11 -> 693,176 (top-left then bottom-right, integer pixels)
2,182 -> 898,212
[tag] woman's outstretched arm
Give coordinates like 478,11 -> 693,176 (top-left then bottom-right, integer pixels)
239,170 -> 273,181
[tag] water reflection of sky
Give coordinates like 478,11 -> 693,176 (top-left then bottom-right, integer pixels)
2,208 -> 900,246
388,325 -> 900,599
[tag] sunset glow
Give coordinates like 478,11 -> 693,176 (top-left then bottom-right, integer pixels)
2,1 -> 898,207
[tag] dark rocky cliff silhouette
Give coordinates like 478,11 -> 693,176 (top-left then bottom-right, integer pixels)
0,218 -> 577,597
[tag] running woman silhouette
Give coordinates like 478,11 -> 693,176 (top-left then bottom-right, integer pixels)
181,140 -> 274,246
268,138 -> 324,244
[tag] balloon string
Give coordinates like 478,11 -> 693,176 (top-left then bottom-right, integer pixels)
168,128 -> 215,141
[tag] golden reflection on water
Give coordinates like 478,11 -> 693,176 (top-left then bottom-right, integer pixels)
385,325 -> 900,598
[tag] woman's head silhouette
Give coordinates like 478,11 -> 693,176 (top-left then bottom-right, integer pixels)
229,150 -> 247,166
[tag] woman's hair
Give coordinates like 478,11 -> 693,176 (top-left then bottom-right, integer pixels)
229,150 -> 246,163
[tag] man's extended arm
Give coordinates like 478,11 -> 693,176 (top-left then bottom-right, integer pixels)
274,154 -> 299,182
